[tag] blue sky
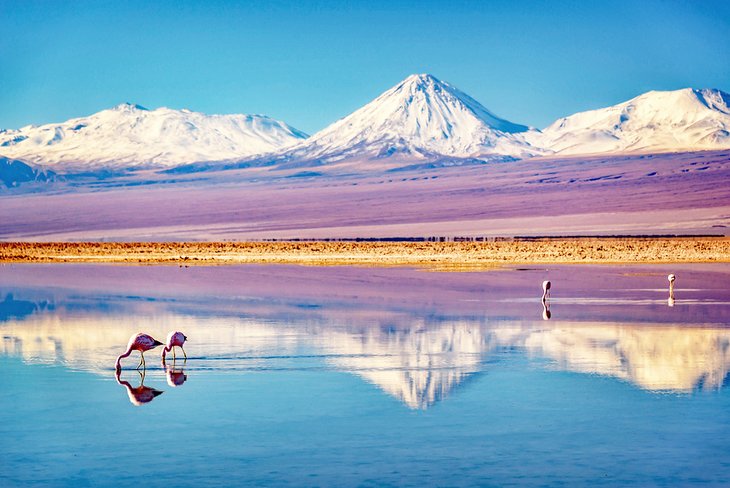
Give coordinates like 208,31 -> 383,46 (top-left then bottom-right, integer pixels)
1,0 -> 728,133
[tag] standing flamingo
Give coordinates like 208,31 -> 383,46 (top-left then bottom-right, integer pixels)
668,273 -> 676,299
161,331 -> 188,363
115,333 -> 164,370
542,280 -> 551,302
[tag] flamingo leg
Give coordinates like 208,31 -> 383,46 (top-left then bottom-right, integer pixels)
172,347 -> 176,361
182,346 -> 187,360
141,351 -> 146,369
136,353 -> 143,370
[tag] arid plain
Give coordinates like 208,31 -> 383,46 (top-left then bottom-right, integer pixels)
2,238 -> 728,268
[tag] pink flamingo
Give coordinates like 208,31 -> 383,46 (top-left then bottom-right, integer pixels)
161,331 -> 188,363
115,369 -> 164,406
115,333 -> 164,370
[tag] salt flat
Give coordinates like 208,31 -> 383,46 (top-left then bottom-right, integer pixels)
2,150 -> 728,241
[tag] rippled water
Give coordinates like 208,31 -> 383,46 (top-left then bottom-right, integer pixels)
2,263 -> 730,486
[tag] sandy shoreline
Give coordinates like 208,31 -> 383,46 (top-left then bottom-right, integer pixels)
1,238 -> 729,269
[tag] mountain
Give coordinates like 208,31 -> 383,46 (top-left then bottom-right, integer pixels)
0,156 -> 55,188
3,83 -> 730,179
0,103 -> 307,170
534,88 -> 730,155
266,74 -> 543,168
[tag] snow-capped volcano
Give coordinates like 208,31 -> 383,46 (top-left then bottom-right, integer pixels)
276,74 -> 542,165
0,103 -> 307,170
534,88 -> 730,155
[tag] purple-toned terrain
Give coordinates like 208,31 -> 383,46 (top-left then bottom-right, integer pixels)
1,150 -> 729,240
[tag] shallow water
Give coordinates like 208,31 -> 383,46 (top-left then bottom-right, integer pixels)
2,263 -> 730,486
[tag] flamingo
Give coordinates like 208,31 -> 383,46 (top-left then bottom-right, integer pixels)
161,331 -> 188,363
668,273 -> 676,299
115,333 -> 164,370
542,280 -> 551,302
115,369 -> 164,406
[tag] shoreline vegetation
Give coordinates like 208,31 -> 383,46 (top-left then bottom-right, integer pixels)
1,238 -> 729,269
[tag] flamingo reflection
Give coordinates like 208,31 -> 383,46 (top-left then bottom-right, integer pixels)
542,300 -> 551,320
165,363 -> 188,387
115,369 -> 164,406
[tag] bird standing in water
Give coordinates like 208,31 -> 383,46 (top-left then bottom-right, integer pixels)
542,280 -> 551,302
115,333 -> 164,371
161,331 -> 188,363
668,273 -> 676,300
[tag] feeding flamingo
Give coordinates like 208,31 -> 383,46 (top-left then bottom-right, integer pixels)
542,280 -> 551,302
115,333 -> 164,371
161,331 -> 188,363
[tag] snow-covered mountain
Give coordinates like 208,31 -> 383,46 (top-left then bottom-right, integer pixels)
0,103 -> 307,170
270,74 -> 543,166
3,82 -> 730,180
534,88 -> 730,155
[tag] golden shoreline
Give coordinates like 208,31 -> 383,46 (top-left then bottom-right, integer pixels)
1,238 -> 729,269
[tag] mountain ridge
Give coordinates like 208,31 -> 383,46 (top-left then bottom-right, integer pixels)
534,87 -> 730,155
2,77 -> 730,177
0,104 -> 308,170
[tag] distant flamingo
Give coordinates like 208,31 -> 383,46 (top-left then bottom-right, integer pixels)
115,369 -> 164,406
542,280 -> 551,302
668,273 -> 676,299
115,333 -> 163,370
161,331 -> 188,363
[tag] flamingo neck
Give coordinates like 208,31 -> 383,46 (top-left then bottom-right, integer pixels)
115,348 -> 132,369
161,345 -> 172,359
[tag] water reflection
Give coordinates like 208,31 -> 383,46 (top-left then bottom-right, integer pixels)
1,264 -> 730,409
3,312 -> 730,408
542,300 -> 551,320
115,369 -> 164,406
165,363 -> 188,387
316,323 -> 486,409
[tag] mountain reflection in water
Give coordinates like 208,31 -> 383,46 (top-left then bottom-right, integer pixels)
1,263 -> 729,409
3,314 -> 730,408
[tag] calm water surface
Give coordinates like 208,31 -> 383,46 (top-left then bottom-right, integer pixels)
2,263 -> 730,487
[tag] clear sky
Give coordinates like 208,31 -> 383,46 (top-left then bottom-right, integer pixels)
1,0 -> 728,134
